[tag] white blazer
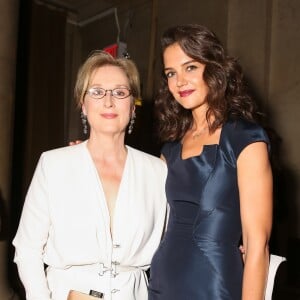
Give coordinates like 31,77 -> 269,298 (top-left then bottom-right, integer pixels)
13,141 -> 167,300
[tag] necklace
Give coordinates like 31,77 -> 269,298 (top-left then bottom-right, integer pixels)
191,127 -> 208,139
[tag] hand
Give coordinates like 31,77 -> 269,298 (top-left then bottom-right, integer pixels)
69,140 -> 83,146
239,245 -> 246,263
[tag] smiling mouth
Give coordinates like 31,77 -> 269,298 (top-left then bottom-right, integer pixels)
179,90 -> 194,97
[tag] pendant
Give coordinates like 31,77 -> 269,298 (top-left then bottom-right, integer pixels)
191,127 -> 207,139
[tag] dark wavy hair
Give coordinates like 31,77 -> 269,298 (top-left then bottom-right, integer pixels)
155,24 -> 261,142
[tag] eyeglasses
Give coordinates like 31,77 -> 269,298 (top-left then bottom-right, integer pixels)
85,87 -> 131,100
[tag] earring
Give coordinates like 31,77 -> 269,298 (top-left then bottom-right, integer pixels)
81,111 -> 88,135
128,111 -> 136,134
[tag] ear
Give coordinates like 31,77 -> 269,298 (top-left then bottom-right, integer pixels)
81,103 -> 87,115
131,104 -> 136,116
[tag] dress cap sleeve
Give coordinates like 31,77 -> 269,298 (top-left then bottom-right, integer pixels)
220,119 -> 270,163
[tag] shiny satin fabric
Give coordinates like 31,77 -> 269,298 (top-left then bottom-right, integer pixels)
148,119 -> 269,300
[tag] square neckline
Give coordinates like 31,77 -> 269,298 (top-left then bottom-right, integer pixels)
179,123 -> 227,160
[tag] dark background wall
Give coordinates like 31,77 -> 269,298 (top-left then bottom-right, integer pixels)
6,0 -> 300,299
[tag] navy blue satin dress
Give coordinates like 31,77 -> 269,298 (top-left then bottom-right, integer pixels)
148,119 -> 269,300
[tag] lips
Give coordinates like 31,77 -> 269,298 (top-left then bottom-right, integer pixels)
179,90 -> 194,97
101,113 -> 118,119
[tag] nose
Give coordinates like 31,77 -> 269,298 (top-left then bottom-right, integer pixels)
176,73 -> 187,87
103,91 -> 114,108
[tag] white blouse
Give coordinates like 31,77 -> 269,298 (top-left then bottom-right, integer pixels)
13,142 -> 167,300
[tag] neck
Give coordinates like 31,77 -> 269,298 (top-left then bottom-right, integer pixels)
191,106 -> 209,128
87,132 -> 127,161
191,126 -> 208,139
190,110 -> 212,139
191,116 -> 208,132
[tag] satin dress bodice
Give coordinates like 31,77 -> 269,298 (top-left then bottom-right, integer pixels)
148,119 -> 269,300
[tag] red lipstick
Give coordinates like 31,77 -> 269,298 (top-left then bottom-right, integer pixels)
179,90 -> 194,97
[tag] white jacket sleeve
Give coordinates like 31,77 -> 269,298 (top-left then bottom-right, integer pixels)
13,154 -> 51,300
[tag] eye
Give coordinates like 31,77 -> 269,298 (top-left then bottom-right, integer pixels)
112,88 -> 131,99
165,71 -> 175,78
91,88 -> 105,97
186,65 -> 197,72
114,89 -> 126,97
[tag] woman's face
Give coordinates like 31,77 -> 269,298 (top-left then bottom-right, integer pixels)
82,65 -> 134,136
163,43 -> 209,111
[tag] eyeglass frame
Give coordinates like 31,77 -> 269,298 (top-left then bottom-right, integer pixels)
85,87 -> 132,100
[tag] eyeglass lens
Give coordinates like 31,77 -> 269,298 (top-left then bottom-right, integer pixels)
86,88 -> 131,99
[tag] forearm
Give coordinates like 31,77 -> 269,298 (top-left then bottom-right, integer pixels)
14,249 -> 51,300
238,142 -> 273,299
13,154 -> 52,299
242,246 -> 269,300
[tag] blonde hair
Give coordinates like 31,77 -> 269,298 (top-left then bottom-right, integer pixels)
74,50 -> 141,108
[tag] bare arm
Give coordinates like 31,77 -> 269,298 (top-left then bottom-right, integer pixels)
238,142 -> 273,300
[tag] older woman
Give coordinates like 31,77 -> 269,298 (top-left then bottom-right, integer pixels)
13,51 -> 167,300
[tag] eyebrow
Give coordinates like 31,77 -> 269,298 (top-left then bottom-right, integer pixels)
89,84 -> 129,88
164,59 -> 197,72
